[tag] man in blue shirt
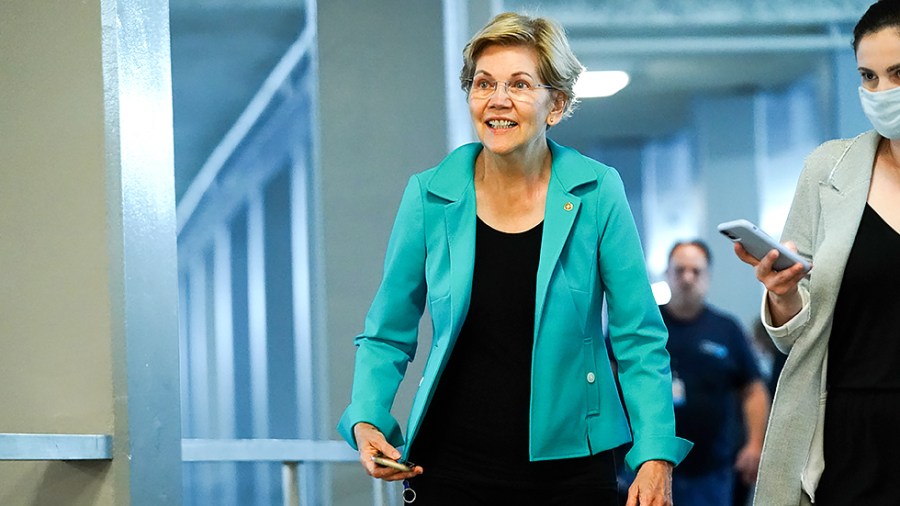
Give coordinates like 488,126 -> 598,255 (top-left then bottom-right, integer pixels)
662,240 -> 770,506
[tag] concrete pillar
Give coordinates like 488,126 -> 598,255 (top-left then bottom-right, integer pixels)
317,1 -> 449,504
755,78 -> 824,235
0,0 -> 182,504
692,94 -> 763,325
641,131 -> 699,279
585,142 -> 647,240
687,81 -> 828,327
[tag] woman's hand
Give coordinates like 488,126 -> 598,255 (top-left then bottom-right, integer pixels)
352,422 -> 423,481
733,242 -> 807,326
626,459 -> 673,506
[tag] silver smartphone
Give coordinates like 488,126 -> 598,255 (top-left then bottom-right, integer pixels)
372,455 -> 414,472
717,219 -> 811,272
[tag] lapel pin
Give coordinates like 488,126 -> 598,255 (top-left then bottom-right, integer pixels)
564,202 -> 574,211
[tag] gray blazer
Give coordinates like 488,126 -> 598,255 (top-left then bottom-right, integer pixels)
753,130 -> 879,506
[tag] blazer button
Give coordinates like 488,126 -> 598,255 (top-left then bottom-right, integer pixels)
586,372 -> 596,384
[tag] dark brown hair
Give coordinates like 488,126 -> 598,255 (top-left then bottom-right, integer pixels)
853,0 -> 900,51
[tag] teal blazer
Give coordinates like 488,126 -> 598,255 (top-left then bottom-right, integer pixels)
338,140 -> 691,470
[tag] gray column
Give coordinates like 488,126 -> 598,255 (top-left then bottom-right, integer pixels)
640,131 -> 698,278
586,142 -> 647,240
692,94 -> 763,326
104,0 -> 183,502
317,1 -> 449,504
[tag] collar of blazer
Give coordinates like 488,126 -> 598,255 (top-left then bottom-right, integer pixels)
422,138 -> 603,344
825,130 -> 880,194
425,138 -> 599,202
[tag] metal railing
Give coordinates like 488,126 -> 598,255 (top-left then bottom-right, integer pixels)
0,433 -> 112,460
0,434 -> 395,506
183,438 -> 394,506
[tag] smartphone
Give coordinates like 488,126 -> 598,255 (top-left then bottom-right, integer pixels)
717,219 -> 811,272
372,454 -> 414,472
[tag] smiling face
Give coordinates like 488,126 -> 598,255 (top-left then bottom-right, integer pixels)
468,44 -> 565,158
856,27 -> 900,92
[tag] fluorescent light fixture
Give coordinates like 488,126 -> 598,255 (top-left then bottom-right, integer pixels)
574,70 -> 630,98
651,281 -> 671,306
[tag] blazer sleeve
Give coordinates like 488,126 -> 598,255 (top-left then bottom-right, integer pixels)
760,142 -> 833,353
337,176 -> 428,450
596,169 -> 693,470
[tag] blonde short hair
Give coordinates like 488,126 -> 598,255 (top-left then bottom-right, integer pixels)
460,12 -> 585,118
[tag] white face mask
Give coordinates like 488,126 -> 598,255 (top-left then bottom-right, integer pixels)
858,86 -> 900,139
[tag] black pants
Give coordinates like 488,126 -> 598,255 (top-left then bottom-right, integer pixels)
815,389 -> 900,505
403,450 -> 618,505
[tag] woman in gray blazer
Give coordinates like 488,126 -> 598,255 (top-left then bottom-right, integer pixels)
733,1 -> 900,504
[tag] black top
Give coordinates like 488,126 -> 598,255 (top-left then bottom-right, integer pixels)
827,203 -> 900,390
410,217 -> 608,485
816,204 -> 900,504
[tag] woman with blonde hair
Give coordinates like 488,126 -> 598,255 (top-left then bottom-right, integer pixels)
339,12 -> 691,504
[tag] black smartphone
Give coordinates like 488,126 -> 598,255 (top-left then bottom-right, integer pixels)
717,219 -> 811,272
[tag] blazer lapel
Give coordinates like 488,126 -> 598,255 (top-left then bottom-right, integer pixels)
813,131 -> 878,303
427,143 -> 481,340
819,132 -> 880,265
428,140 -> 597,339
445,195 -> 476,338
534,141 -> 596,331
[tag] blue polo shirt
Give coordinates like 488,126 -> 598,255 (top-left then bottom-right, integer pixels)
661,305 -> 760,476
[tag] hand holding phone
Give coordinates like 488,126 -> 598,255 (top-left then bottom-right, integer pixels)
717,219 -> 810,273
371,454 -> 415,473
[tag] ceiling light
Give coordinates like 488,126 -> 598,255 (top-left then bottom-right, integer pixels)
574,70 -> 630,98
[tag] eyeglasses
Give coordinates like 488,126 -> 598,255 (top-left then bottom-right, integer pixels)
465,77 -> 555,101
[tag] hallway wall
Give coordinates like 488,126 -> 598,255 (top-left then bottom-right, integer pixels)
1,2 -> 115,503
317,1 -> 450,503
1,1 -> 182,504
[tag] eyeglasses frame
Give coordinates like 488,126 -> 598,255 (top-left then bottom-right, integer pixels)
464,78 -> 556,101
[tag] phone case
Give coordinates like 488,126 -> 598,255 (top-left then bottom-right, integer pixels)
372,455 -> 413,472
717,219 -> 810,272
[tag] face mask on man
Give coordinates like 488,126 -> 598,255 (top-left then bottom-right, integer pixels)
859,85 -> 900,139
